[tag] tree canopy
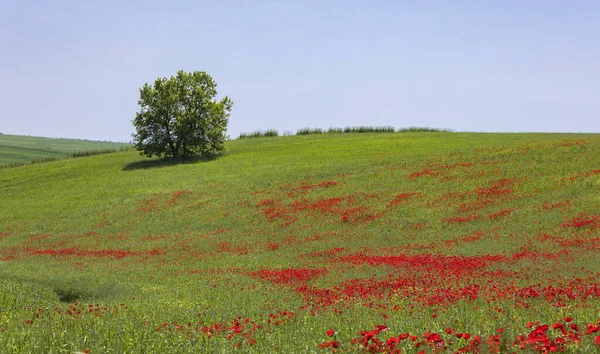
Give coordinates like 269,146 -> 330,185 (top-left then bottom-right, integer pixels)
132,70 -> 233,159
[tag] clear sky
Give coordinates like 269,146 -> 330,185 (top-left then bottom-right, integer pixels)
1,1 -> 598,142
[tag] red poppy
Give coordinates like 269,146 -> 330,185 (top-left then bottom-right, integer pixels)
326,329 -> 335,337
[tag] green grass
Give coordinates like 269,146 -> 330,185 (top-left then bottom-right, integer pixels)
0,134 -> 131,167
1,132 -> 600,353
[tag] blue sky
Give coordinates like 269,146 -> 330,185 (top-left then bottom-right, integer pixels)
1,1 -> 598,142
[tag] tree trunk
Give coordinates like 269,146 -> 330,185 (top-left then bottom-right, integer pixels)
165,126 -> 177,158
164,109 -> 178,158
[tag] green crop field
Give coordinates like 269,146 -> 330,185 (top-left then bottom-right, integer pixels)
0,134 -> 130,167
1,132 -> 600,353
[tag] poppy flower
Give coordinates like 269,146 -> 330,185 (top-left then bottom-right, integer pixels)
326,329 -> 335,337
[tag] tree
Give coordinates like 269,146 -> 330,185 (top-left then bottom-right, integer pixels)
132,70 -> 233,159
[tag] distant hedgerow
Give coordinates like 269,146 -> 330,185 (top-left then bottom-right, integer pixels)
297,127 -> 325,135
237,126 -> 453,139
71,147 -> 130,158
237,130 -> 280,139
397,126 -> 453,132
294,126 -> 453,135
343,126 -> 395,133
326,127 -> 344,134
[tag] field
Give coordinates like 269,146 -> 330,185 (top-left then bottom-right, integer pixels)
0,134 -> 130,167
1,132 -> 600,353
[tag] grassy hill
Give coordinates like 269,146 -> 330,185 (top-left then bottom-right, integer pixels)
1,132 -> 600,353
0,134 -> 130,167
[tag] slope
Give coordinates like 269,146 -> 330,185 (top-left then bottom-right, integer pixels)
0,134 -> 130,167
1,132 -> 600,353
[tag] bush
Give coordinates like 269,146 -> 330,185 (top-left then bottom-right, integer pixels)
236,126 -> 454,139
397,126 -> 453,132
237,130 -> 279,139
297,128 -> 325,135
263,129 -> 279,137
343,126 -> 395,133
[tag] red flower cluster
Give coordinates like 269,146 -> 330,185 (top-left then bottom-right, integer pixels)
250,268 -> 326,284
561,213 -> 600,230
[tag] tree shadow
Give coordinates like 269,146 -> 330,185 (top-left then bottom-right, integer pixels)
122,155 -> 218,171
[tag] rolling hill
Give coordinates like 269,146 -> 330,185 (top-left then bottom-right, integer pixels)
1,132 -> 600,353
0,134 -> 130,167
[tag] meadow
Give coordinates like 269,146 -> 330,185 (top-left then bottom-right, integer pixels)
0,134 -> 130,168
1,132 -> 600,353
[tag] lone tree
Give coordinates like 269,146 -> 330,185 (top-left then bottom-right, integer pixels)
132,70 -> 233,158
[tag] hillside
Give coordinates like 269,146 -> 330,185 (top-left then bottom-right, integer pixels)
0,134 -> 130,167
1,132 -> 600,353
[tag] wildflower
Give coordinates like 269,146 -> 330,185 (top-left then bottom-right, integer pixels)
320,341 -> 340,349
